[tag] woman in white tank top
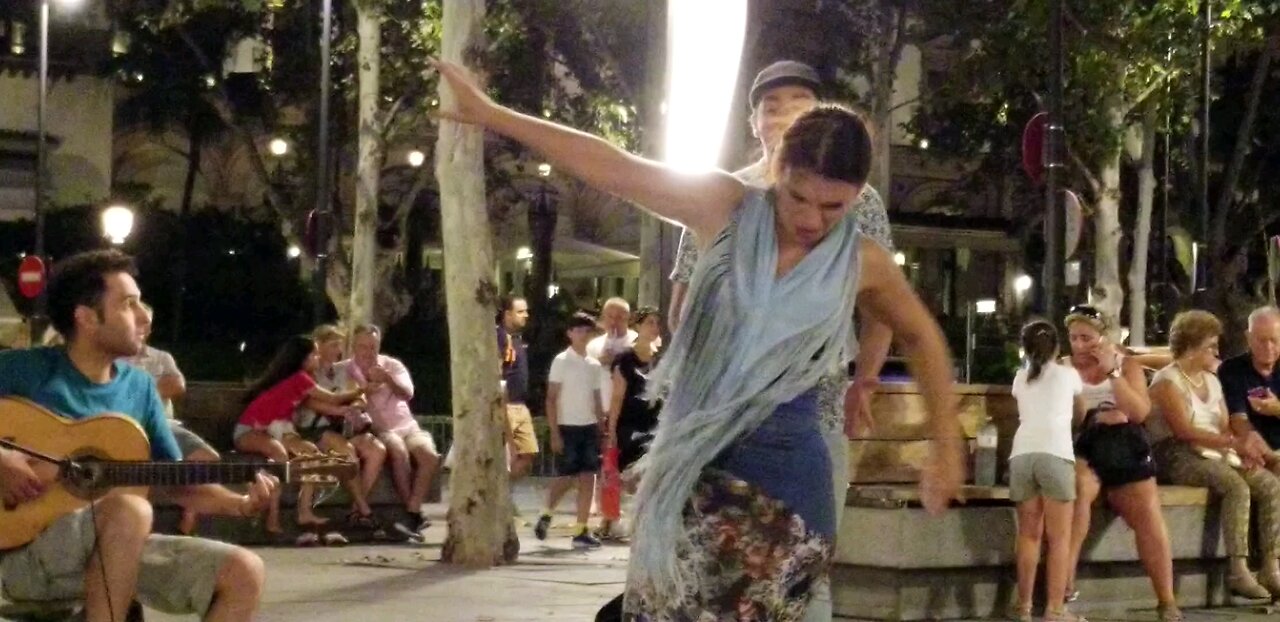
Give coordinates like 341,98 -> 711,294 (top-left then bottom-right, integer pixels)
1061,305 -> 1179,622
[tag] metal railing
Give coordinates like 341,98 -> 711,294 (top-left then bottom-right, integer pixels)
418,415 -> 559,477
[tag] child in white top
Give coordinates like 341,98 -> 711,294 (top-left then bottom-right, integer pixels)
1009,320 -> 1086,622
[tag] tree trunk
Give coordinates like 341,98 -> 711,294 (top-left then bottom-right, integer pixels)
172,118 -> 202,343
636,1 -> 667,310
437,0 -> 519,567
1126,108 -> 1157,346
867,2 -> 905,205
349,2 -> 382,328
1092,106 -> 1125,338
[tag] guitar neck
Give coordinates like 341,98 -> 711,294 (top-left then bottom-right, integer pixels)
89,461 -> 288,488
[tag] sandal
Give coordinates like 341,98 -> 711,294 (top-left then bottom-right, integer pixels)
1005,604 -> 1032,622
347,510 -> 379,530
1044,608 -> 1087,622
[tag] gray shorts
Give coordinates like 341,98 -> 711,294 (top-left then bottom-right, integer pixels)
172,422 -> 217,458
0,505 -> 237,616
1009,453 -> 1077,502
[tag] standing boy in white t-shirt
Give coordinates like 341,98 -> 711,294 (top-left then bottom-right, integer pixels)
535,312 -> 606,549
1009,320 -> 1087,622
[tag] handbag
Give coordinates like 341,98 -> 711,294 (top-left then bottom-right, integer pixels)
1075,402 -> 1152,472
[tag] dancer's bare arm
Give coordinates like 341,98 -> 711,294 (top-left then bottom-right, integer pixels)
433,60 -> 742,242
855,238 -> 964,513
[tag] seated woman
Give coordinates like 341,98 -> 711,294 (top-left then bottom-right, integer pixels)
1061,305 -> 1180,621
294,324 -> 388,534
1148,310 -> 1280,598
234,335 -> 365,545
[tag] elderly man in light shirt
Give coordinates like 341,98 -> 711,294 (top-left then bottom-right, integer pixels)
347,323 -> 439,542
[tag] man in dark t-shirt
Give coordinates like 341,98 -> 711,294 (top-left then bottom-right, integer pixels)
1224,307 -> 1280,471
498,296 -> 539,478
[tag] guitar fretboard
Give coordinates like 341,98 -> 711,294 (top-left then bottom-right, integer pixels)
89,461 -> 288,487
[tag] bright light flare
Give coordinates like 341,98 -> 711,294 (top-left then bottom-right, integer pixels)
663,0 -> 747,173
101,205 -> 134,244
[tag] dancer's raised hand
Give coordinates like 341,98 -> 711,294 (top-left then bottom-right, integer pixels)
920,436 -> 966,515
431,59 -> 495,127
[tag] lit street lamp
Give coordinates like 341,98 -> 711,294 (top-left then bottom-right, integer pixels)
101,204 -> 134,245
268,137 -> 289,157
407,149 -> 425,168
1014,274 -> 1034,294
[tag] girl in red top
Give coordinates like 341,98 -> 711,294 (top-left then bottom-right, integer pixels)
234,335 -> 364,543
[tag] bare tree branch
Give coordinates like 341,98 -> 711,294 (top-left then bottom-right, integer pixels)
1124,68 -> 1180,115
1066,142 -> 1103,196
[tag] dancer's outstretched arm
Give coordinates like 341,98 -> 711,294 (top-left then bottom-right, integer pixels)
855,238 -> 965,515
433,60 -> 743,242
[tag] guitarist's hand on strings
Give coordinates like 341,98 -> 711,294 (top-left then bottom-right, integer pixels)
237,472 -> 278,517
0,449 -> 43,508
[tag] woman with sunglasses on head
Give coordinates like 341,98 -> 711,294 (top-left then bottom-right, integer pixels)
431,60 -> 966,620
1062,305 -> 1180,621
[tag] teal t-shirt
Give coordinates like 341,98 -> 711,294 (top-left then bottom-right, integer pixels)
0,347 -> 181,461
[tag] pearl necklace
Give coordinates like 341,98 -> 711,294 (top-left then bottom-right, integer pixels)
1176,362 -> 1206,388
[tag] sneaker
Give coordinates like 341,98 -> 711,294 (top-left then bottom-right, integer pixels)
534,513 -> 552,541
322,531 -> 349,546
1065,587 -> 1079,603
572,530 -> 602,550
413,513 -> 432,531
295,531 -> 320,547
393,513 -> 429,543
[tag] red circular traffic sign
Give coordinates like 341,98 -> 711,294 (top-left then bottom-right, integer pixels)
1021,112 -> 1047,184
17,255 -> 45,299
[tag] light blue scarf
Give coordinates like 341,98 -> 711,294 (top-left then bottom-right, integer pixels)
628,189 -> 864,607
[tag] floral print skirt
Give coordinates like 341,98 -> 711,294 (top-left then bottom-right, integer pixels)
623,469 -> 833,621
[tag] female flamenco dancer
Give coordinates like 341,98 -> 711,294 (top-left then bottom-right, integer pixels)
434,60 -> 965,620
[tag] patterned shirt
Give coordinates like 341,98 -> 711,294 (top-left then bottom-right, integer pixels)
670,162 -> 895,434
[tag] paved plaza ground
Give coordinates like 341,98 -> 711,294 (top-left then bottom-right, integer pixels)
130,479 -> 1280,621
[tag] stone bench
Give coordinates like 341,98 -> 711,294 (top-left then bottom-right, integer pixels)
836,381 -> 1240,619
833,484 -> 1231,620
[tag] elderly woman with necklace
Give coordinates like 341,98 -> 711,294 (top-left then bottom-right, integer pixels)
1149,310 -> 1280,599
433,60 -> 965,620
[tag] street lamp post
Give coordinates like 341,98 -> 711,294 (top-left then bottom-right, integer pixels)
965,299 -> 997,384
32,0 -> 80,336
312,0 -> 334,324
33,0 -> 51,333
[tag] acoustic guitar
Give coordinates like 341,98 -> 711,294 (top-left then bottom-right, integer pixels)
0,397 -> 355,551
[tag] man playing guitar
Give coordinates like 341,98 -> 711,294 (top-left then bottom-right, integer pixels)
0,250 -> 276,622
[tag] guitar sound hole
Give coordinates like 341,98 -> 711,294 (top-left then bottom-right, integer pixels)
62,452 -> 110,500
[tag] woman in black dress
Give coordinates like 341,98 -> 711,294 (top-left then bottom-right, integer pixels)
605,307 -> 663,477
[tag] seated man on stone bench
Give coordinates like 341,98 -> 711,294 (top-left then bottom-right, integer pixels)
1223,306 -> 1280,473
